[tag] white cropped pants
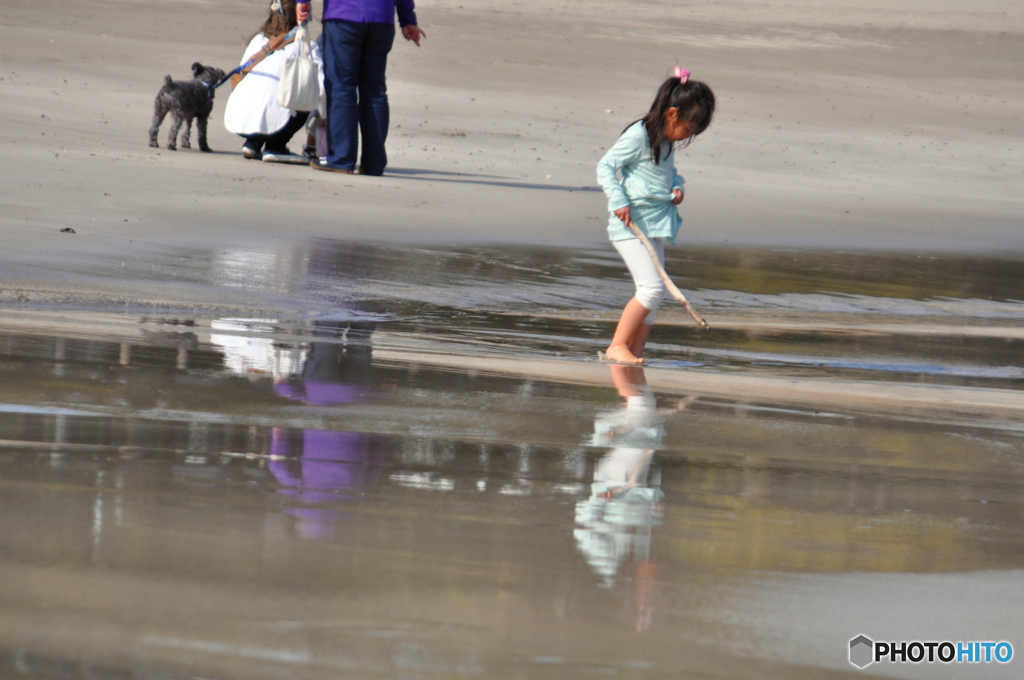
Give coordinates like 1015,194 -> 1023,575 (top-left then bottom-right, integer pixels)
613,237 -> 666,325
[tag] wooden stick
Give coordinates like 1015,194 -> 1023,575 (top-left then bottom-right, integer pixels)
625,221 -> 710,329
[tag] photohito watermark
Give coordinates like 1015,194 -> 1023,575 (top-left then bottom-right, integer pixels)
849,635 -> 1013,669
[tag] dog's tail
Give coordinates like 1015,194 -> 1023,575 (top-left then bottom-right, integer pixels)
163,74 -> 173,88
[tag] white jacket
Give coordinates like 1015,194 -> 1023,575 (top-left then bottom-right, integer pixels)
223,32 -> 325,136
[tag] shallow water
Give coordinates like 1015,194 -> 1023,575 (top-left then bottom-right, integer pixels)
2,240 -> 1024,678
29,239 -> 1024,387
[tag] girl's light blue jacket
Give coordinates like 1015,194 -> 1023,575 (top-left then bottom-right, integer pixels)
597,121 -> 685,243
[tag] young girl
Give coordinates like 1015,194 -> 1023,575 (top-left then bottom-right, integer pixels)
223,0 -> 325,163
596,68 -> 715,365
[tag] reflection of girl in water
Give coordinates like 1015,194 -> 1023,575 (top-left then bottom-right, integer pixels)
574,366 -> 665,590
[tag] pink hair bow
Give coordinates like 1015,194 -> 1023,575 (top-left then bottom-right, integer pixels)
674,66 -> 690,83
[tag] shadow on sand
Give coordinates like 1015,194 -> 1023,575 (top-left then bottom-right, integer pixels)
386,166 -> 602,193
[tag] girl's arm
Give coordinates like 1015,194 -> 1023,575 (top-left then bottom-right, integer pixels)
669,160 -> 686,205
671,168 -> 685,194
671,169 -> 685,205
596,124 -> 645,215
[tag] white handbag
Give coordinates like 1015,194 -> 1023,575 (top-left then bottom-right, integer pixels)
276,26 -> 319,111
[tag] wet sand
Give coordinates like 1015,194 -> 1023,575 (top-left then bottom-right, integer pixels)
2,0 -> 1024,677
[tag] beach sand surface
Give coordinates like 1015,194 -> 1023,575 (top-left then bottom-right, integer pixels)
2,0 -> 1023,289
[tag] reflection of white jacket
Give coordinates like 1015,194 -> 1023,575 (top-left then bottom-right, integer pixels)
223,33 -> 325,136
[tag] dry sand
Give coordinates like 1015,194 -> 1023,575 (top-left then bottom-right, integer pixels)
2,0 -> 1023,293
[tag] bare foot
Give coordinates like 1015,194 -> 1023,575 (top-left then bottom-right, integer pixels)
603,344 -> 644,364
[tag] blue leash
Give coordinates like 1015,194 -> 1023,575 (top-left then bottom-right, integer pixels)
212,21 -> 308,90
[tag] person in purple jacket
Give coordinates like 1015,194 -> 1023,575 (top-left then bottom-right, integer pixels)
298,0 -> 425,176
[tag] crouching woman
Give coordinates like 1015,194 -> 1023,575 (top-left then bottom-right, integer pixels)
224,0 -> 324,163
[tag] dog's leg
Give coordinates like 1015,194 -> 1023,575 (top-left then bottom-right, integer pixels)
149,100 -> 168,148
197,114 -> 211,152
166,112 -> 181,151
180,117 -> 192,149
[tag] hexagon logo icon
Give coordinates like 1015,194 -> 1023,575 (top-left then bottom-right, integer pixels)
849,635 -> 874,668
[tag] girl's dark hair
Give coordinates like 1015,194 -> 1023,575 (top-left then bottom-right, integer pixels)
253,0 -> 297,40
627,76 -> 716,164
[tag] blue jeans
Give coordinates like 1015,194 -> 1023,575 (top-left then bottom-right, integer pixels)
322,20 -> 395,175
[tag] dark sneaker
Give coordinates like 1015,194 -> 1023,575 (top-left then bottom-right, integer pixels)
301,145 -> 318,159
241,142 -> 262,160
310,159 -> 354,174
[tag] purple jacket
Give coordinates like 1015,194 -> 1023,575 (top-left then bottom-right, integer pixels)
321,0 -> 417,26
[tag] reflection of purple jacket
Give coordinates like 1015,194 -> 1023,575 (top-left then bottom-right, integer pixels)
323,0 -> 416,27
269,428 -> 382,503
274,381 -> 361,407
269,381 -> 385,539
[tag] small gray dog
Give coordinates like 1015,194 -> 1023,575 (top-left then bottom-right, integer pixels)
149,62 -> 226,152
